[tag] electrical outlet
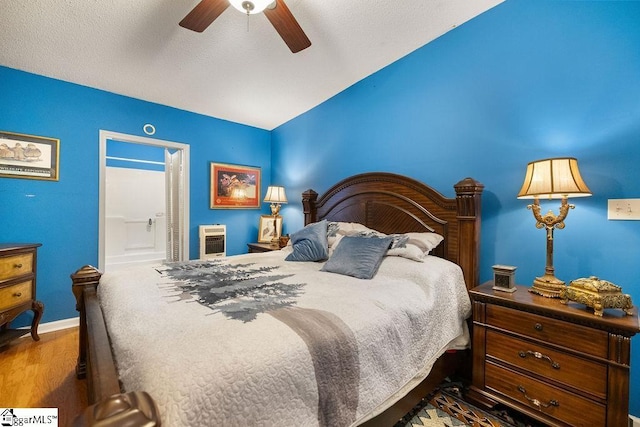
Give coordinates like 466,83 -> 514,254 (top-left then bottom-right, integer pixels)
608,199 -> 640,220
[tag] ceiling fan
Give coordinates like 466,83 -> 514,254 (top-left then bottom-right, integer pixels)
179,0 -> 312,53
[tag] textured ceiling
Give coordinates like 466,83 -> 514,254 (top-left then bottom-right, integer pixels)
0,0 -> 503,130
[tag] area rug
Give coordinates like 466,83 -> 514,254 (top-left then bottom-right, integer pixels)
397,380 -> 543,427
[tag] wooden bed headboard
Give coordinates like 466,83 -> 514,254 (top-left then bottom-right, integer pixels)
301,172 -> 483,290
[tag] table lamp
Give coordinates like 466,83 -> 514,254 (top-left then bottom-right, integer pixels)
263,185 -> 287,247
517,157 -> 591,297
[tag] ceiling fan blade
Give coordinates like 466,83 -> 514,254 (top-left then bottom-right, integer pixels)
179,0 -> 230,33
263,0 -> 311,53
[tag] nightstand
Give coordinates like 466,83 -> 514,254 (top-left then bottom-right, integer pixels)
468,282 -> 639,427
0,243 -> 44,346
247,242 -> 280,253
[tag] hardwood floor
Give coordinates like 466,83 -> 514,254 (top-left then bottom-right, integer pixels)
0,327 -> 87,427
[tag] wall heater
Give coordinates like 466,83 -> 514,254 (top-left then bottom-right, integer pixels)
199,224 -> 226,259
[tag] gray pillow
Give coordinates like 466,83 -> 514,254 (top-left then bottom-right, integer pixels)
285,220 -> 329,262
321,236 -> 393,279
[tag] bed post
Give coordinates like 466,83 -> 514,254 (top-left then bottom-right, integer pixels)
71,265 -> 102,379
302,189 -> 318,225
454,178 -> 484,290
71,264 -> 121,405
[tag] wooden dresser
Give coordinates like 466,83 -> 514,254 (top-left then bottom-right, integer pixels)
468,282 -> 639,427
0,243 -> 44,346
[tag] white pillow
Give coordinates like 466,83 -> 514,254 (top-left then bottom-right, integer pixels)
327,222 -> 380,247
405,232 -> 444,254
386,243 -> 426,262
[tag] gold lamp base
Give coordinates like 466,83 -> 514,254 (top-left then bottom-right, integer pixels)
529,274 -> 566,298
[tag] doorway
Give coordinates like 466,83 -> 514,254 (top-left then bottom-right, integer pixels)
98,130 -> 190,272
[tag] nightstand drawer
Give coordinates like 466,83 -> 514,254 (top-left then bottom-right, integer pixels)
486,304 -> 608,358
485,362 -> 606,427
0,253 -> 34,281
486,329 -> 607,399
0,281 -> 33,311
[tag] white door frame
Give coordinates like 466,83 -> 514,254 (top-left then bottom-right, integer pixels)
98,130 -> 190,271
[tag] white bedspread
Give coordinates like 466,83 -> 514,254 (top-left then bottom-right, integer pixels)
98,249 -> 471,427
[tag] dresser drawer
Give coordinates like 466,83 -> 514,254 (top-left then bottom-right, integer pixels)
486,304 -> 608,358
0,252 -> 35,281
0,281 -> 33,311
486,329 -> 607,399
485,362 -> 606,427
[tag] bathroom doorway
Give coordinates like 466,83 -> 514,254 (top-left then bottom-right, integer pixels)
98,130 -> 190,272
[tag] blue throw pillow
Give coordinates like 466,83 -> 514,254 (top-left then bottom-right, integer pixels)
285,220 -> 329,262
321,236 -> 393,279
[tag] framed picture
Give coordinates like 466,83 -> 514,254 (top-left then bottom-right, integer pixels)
258,215 -> 282,243
0,131 -> 60,181
210,162 -> 261,209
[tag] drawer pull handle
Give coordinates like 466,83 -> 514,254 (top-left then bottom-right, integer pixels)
14,263 -> 23,269
519,350 -> 560,369
13,292 -> 23,297
517,385 -> 559,410
534,323 -> 543,331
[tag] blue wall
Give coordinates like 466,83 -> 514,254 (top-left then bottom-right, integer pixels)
0,66 -> 272,325
272,0 -> 640,415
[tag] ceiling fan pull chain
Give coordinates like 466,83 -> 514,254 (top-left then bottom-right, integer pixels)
244,1 -> 253,32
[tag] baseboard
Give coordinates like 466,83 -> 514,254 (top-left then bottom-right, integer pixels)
19,316 -> 79,335
630,415 -> 640,427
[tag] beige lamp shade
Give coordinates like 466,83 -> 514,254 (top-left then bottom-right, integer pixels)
263,186 -> 288,204
517,157 -> 591,200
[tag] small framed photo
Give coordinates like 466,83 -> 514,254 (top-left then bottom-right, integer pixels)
492,265 -> 517,293
258,215 -> 282,243
210,162 -> 261,209
0,131 -> 60,181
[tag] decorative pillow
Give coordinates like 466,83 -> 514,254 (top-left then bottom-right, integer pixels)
321,236 -> 393,279
388,233 -> 410,249
285,220 -> 329,262
387,243 -> 425,262
326,222 -> 380,247
329,230 -> 440,262
327,221 -> 340,239
406,232 -> 444,254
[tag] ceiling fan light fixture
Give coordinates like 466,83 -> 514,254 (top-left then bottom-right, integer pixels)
229,0 -> 273,15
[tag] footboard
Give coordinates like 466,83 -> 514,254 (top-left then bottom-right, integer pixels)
71,265 -> 160,426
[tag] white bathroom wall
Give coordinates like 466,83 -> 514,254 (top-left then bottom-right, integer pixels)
105,166 -> 166,271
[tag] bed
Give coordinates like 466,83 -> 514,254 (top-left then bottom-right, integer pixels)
71,172 -> 483,426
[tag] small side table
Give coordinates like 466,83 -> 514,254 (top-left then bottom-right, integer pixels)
247,242 -> 280,253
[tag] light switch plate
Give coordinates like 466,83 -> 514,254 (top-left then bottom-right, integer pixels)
608,199 -> 640,220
